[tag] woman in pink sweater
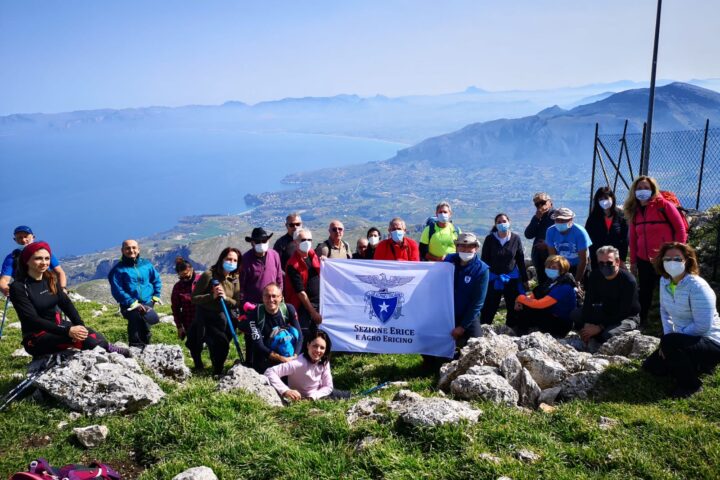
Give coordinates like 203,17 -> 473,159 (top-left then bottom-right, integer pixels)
264,330 -> 350,401
624,176 -> 687,325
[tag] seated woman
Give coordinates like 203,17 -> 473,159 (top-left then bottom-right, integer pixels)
190,247 -> 242,375
513,255 -> 577,338
264,330 -> 350,401
9,241 -> 128,357
643,242 -> 720,398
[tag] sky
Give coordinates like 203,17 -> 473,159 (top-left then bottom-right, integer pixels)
1,0 -> 719,115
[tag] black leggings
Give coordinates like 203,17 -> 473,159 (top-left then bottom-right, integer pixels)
643,333 -> 720,389
480,280 -> 522,326
515,307 -> 572,338
188,308 -> 232,375
23,328 -> 108,357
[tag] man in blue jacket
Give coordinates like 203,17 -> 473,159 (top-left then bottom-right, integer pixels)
445,232 -> 490,345
108,239 -> 162,347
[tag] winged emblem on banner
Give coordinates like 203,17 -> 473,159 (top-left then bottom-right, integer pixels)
356,273 -> 414,324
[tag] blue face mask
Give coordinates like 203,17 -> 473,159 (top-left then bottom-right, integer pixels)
545,268 -> 560,280
555,222 -> 571,233
496,222 -> 510,233
390,230 -> 405,242
223,261 -> 237,273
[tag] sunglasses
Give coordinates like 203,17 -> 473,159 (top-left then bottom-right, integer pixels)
662,256 -> 684,262
597,261 -> 615,268
287,222 -> 302,227
298,238 -> 312,242
534,200 -> 547,207
331,227 -> 344,232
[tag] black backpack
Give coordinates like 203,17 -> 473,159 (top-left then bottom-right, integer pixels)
420,218 -> 459,260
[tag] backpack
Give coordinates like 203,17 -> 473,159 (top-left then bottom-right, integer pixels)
10,458 -> 121,480
255,302 -> 299,357
322,239 -> 351,259
420,218 -> 460,260
658,191 -> 690,238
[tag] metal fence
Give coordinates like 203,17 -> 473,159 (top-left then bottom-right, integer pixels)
590,120 -> 720,279
590,119 -> 720,212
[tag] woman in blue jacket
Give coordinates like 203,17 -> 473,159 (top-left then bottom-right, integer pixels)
643,242 -> 720,398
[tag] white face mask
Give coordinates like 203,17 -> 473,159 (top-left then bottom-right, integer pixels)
635,189 -> 652,202
458,252 -> 475,262
599,199 -> 613,210
368,235 -> 380,246
254,242 -> 269,254
298,240 -> 313,253
437,212 -> 450,223
664,260 -> 685,278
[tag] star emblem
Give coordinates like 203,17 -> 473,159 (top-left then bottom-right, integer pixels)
379,302 -> 389,313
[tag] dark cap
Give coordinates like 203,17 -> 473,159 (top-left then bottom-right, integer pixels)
245,227 -> 273,243
14,225 -> 33,235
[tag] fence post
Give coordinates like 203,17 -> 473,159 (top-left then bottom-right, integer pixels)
639,122 -> 647,175
590,123 -> 599,215
614,120 -> 629,191
696,119 -> 710,210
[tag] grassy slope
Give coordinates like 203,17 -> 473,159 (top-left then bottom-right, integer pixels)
1,298 -> 719,480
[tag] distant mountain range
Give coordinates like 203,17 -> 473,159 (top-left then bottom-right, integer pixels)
391,82 -> 720,167
3,79 -> 719,144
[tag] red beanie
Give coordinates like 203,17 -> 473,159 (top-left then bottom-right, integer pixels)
20,241 -> 52,265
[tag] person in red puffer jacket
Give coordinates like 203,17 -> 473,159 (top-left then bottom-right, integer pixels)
624,175 -> 687,325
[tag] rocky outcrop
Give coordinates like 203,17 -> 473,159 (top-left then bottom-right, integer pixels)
346,390 -> 481,427
216,364 -> 283,407
31,348 -> 164,416
597,331 -> 660,359
129,344 -> 191,382
73,424 -> 108,448
439,329 -> 659,408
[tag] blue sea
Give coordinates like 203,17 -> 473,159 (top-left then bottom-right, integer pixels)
0,128 -> 405,257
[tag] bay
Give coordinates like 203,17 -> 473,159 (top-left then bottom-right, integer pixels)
0,128 -> 405,257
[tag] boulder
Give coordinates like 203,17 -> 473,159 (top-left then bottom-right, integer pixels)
500,355 -> 539,408
538,386 -> 562,406
516,348 -> 568,389
515,332 -> 586,373
11,347 -> 31,358
73,424 -> 108,448
129,344 -> 191,382
398,397 -> 481,427
559,371 -> 601,400
8,321 -> 21,329
516,448 -> 540,463
592,354 -> 631,366
440,335 -> 518,389
583,357 -> 610,373
597,331 -> 659,359
172,466 -> 218,480
450,373 -> 519,406
217,364 -> 283,408
159,315 -> 176,325
31,348 -> 164,416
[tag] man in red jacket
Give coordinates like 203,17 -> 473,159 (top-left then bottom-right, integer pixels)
373,217 -> 420,261
284,228 -> 322,337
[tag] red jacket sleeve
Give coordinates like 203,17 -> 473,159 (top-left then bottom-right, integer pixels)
408,239 -> 420,261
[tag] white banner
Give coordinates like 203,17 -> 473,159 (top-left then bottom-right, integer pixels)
319,259 -> 455,358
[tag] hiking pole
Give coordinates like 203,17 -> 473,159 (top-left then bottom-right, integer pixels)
357,381 -> 390,396
0,354 -> 56,411
211,279 -> 244,363
0,297 -> 9,339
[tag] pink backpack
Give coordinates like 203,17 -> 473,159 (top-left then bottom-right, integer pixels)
10,458 -> 121,480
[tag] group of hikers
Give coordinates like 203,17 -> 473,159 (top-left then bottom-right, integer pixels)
3,175 -> 720,401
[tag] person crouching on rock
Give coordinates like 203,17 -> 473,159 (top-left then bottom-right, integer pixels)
247,282 -> 302,374
265,329 -> 349,401
513,255 -> 577,338
189,247 -> 242,375
9,241 -> 129,357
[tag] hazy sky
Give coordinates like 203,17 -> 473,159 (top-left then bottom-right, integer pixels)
1,0 -> 718,114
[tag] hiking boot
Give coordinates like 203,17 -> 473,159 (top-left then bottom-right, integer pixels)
107,343 -> 132,358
